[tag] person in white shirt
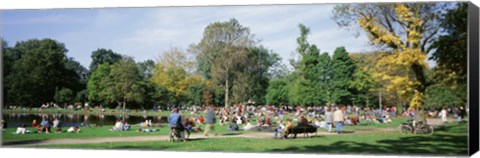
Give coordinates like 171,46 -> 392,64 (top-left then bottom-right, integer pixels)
16,124 -> 28,134
441,108 -> 448,123
52,118 -> 60,128
67,126 -> 80,133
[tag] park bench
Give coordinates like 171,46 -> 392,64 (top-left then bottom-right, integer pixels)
283,124 -> 317,139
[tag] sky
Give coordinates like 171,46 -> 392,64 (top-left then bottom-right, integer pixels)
1,4 -> 437,70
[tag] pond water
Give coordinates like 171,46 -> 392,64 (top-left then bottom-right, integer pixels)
2,113 -> 168,128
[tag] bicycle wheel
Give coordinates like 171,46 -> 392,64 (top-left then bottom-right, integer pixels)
425,125 -> 435,135
400,125 -> 413,134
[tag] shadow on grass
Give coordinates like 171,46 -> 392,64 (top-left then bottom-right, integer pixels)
2,139 -> 48,146
269,124 -> 468,156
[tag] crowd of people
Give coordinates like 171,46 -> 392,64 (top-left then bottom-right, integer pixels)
4,102 -> 468,141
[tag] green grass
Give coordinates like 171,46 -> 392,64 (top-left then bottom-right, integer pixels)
2,117 -> 409,142
40,123 -> 468,156
1,122 -> 255,142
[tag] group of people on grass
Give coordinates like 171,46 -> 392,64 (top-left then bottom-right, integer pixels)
12,116 -> 80,134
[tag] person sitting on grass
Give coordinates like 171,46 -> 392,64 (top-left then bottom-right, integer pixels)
111,120 -> 124,131
344,116 -> 353,126
242,120 -> 255,131
67,126 -> 80,133
227,118 -> 240,131
32,119 -> 39,128
282,119 -> 294,138
123,121 -> 131,131
40,117 -> 51,134
197,115 -> 205,124
55,127 -> 62,133
16,124 -> 30,134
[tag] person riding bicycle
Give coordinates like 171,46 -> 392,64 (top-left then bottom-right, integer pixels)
168,108 -> 186,142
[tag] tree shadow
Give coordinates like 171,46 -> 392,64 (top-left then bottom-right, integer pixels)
269,124 -> 468,156
2,139 -> 48,146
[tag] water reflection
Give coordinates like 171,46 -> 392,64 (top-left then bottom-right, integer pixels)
2,113 -> 167,128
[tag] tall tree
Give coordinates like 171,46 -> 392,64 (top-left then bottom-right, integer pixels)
333,3 -> 444,113
289,24 -> 325,106
265,77 -> 290,105
105,57 -> 144,110
330,47 -> 356,104
4,39 -> 80,106
429,3 -> 468,108
89,48 -> 122,72
190,18 -> 255,107
87,63 -> 111,104
151,48 -> 201,105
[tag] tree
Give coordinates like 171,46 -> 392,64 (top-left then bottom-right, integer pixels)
330,47 -> 356,104
424,83 -> 465,109
54,87 -> 74,108
151,48 -> 201,105
288,24 -> 325,106
190,18 -> 255,107
87,63 -> 111,104
333,3 -> 445,113
4,38 -> 81,106
231,46 -> 282,104
105,57 -> 144,110
137,59 -> 155,80
428,3 -> 468,108
265,78 -> 290,105
89,48 -> 122,72
430,2 -> 467,79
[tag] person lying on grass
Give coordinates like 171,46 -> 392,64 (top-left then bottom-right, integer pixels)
15,124 -> 31,134
137,128 -> 159,132
67,126 -> 81,133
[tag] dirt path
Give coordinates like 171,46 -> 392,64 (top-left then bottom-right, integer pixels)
2,118 -> 452,147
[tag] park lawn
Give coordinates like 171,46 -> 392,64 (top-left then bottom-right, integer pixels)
1,122 -> 256,142
41,123 -> 468,156
2,117 -> 409,142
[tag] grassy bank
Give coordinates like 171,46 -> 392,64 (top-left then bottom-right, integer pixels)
40,123 -> 468,156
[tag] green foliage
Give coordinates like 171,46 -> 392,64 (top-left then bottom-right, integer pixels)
430,2 -> 468,79
89,48 -> 122,72
330,47 -> 356,104
87,64 -> 111,103
425,83 -> 466,109
265,78 -> 289,105
54,87 -> 74,105
4,38 -> 82,106
106,57 -> 145,109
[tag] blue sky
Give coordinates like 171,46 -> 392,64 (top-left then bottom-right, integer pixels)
2,4 -> 416,69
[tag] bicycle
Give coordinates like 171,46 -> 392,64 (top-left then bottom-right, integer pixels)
399,119 -> 434,135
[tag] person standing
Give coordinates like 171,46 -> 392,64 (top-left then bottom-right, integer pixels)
204,105 -> 218,137
333,107 -> 345,134
324,106 -> 334,133
441,108 -> 448,123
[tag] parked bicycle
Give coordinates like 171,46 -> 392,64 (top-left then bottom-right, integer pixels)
399,119 -> 434,134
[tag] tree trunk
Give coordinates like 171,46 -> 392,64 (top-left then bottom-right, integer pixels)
123,97 -> 127,111
379,90 -> 382,111
225,76 -> 229,108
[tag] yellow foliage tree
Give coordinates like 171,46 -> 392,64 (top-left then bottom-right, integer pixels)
362,4 -> 429,109
151,48 -> 202,103
334,3 -> 443,112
